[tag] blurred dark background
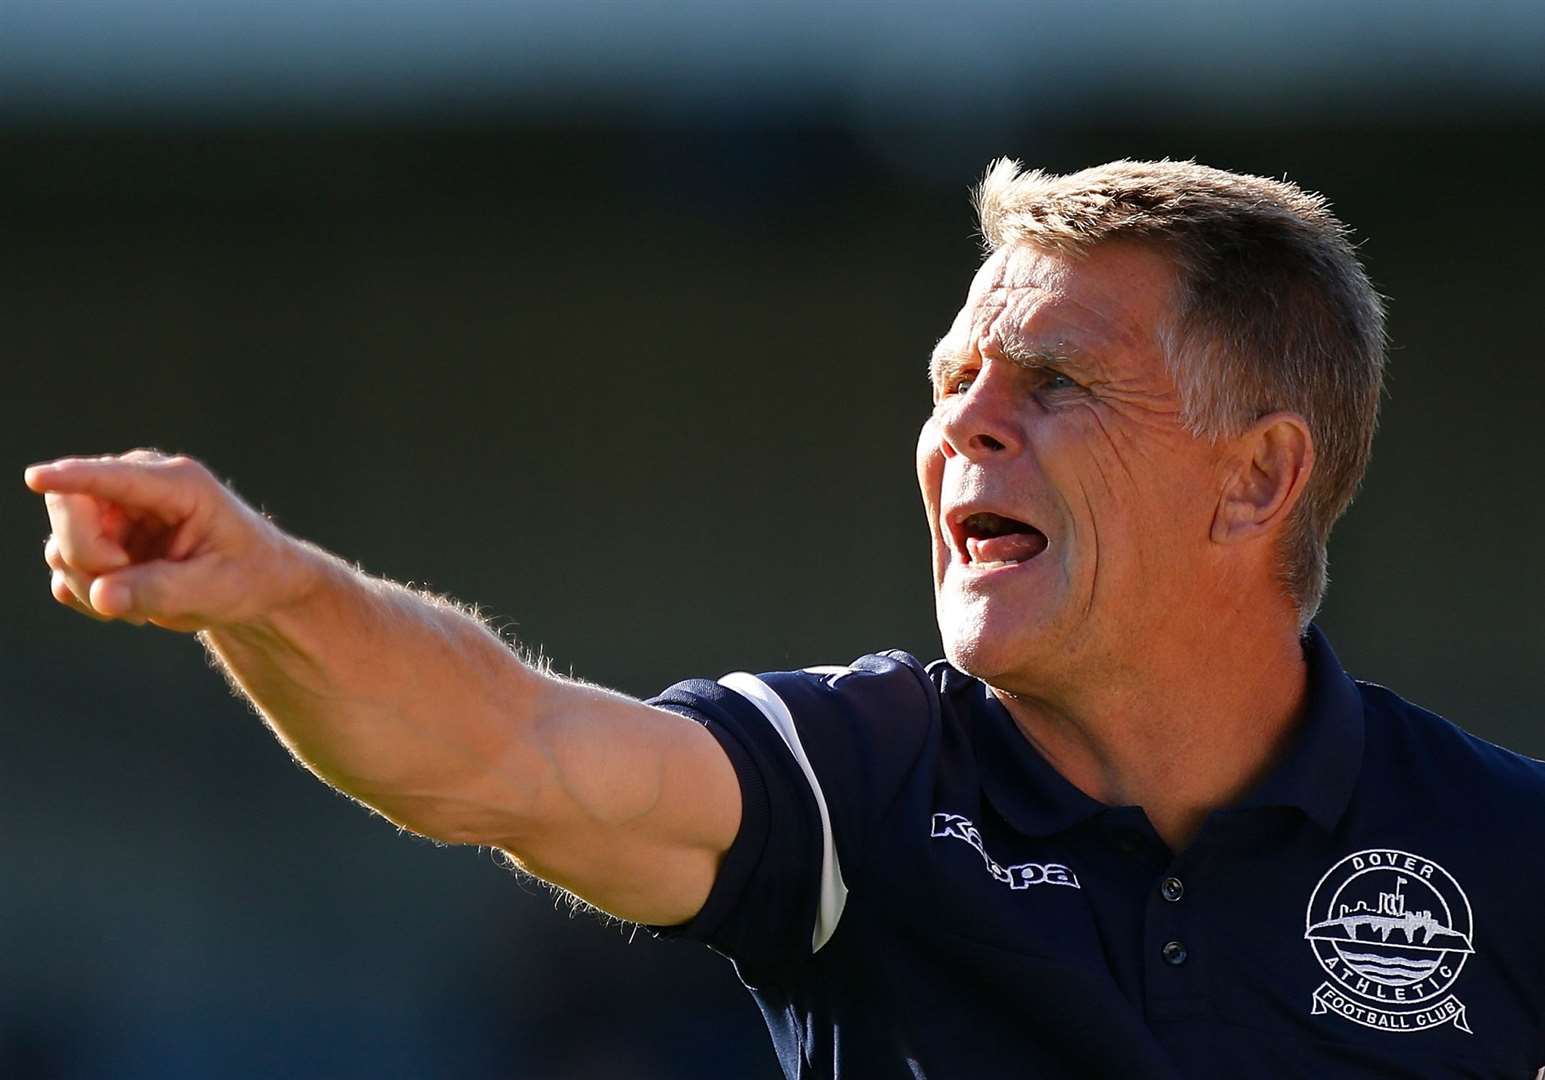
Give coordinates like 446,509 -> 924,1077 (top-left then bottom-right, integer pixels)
4,3 -> 1544,1077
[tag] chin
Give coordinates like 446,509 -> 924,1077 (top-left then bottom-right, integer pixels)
941,637 -> 1000,681
943,635 -> 1024,685
937,597 -> 1061,689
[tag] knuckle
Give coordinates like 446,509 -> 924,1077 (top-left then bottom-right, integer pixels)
165,455 -> 210,482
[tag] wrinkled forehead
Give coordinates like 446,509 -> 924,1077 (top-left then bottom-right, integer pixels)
931,242 -> 1177,383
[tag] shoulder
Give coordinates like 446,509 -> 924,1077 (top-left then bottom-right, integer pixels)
651,649 -> 948,809
653,649 -> 937,717
751,650 -> 941,727
743,650 -> 946,791
1351,681 -> 1545,1044
1356,678 -> 1545,816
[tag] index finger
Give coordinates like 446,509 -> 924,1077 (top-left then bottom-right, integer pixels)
45,491 -> 130,572
24,456 -> 201,521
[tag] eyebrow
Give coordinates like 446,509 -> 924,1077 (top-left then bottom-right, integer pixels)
927,337 -> 1088,387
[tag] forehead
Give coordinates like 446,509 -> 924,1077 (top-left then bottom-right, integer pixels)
932,241 -> 1177,380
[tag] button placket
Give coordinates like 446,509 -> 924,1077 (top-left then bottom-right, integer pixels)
1143,861 -> 1202,1010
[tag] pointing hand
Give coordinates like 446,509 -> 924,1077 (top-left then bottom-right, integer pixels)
26,450 -> 314,633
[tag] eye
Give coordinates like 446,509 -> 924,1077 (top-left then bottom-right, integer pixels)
935,370 -> 976,399
1038,369 -> 1081,394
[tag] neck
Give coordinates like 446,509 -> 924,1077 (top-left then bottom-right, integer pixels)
991,610 -> 1309,853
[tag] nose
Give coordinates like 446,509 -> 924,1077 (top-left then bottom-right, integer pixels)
936,361 -> 1023,462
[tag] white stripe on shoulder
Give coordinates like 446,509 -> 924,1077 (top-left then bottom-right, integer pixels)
718,671 -> 849,953
802,665 -> 855,686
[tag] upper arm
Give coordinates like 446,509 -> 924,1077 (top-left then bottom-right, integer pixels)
645,654 -> 939,979
476,651 -> 935,971
484,673 -> 742,927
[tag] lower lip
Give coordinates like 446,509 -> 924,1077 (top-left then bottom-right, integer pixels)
951,550 -> 1049,577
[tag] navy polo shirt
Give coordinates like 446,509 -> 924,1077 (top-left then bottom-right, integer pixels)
650,628 -> 1545,1078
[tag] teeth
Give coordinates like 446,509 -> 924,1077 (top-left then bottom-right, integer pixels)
975,559 -> 1022,570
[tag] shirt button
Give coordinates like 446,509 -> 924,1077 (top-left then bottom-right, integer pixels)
1162,940 -> 1188,966
1161,876 -> 1185,902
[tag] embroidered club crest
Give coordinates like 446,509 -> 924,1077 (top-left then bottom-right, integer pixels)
1304,849 -> 1474,1034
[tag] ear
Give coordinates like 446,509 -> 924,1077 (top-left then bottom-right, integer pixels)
1211,411 -> 1314,546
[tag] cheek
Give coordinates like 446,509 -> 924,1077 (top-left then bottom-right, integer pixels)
1040,408 -> 1204,554
1029,407 -> 1128,519
1077,419 -> 1219,565
915,421 -> 945,507
916,422 -> 948,579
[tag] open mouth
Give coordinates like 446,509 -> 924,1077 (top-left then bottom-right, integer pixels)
953,511 -> 1048,570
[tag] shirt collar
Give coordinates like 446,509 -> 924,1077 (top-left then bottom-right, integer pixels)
952,623 -> 1365,839
1231,623 -> 1365,832
944,667 -> 1108,839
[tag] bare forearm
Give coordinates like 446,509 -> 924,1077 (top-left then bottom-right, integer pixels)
199,542 -> 548,842
30,449 -> 740,922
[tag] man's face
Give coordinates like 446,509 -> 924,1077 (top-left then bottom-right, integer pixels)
917,241 -> 1227,691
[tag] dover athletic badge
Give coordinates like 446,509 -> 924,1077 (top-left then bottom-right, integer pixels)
1304,849 -> 1475,1034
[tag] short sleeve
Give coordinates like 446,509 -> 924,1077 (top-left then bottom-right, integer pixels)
647,651 -> 936,984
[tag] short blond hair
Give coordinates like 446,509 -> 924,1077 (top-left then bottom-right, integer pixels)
974,158 -> 1387,626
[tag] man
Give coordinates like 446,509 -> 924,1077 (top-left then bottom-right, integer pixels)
27,159 -> 1545,1078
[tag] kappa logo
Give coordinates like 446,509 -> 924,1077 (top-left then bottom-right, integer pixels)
1304,849 -> 1475,1035
930,812 -> 1079,890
